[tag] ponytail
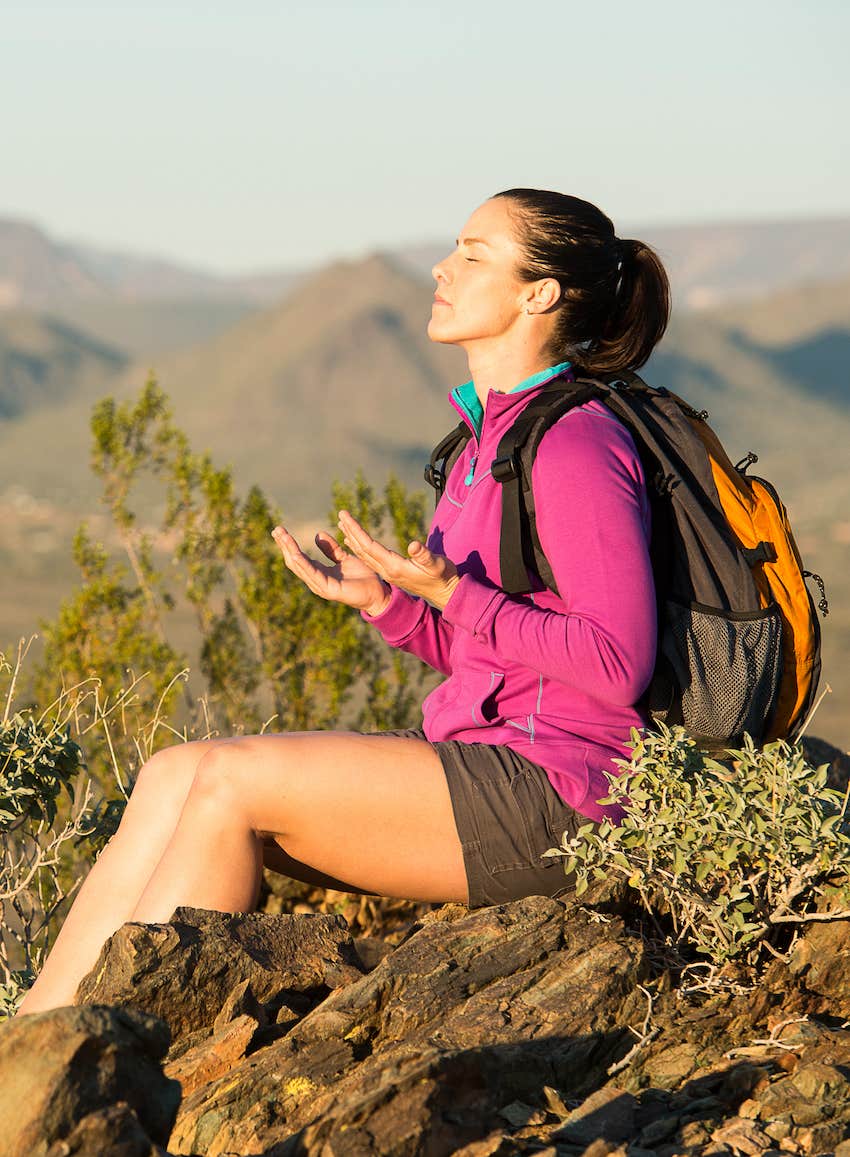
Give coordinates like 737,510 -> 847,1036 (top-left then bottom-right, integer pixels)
579,237 -> 670,375
494,189 -> 671,376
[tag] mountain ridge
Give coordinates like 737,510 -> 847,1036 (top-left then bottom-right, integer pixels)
4,212 -> 850,312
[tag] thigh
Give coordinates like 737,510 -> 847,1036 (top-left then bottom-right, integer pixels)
192,731 -> 469,905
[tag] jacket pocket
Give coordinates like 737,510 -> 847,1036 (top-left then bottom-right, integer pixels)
465,670 -> 505,728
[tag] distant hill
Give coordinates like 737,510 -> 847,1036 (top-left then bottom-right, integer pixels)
109,253 -> 469,518
4,212 -> 850,321
42,298 -> 257,360
0,311 -> 126,420
1,258 -> 848,517
0,217 -> 298,308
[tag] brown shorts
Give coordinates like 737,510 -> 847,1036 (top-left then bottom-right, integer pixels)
382,729 -> 592,909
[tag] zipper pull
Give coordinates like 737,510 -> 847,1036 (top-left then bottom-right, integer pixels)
464,455 -> 478,486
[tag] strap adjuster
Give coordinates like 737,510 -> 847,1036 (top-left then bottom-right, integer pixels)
491,453 -> 519,483
424,464 -> 445,492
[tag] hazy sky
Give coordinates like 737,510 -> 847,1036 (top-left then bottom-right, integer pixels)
4,0 -> 848,273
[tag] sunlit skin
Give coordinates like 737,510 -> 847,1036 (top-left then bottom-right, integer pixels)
15,196 -> 568,1017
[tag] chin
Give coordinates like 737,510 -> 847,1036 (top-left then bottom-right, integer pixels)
427,317 -> 459,344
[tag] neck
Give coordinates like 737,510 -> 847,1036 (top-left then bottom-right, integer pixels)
462,338 -> 556,405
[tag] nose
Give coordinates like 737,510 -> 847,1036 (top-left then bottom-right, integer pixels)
431,253 -> 451,284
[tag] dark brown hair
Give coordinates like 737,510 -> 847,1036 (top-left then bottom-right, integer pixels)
494,188 -> 670,375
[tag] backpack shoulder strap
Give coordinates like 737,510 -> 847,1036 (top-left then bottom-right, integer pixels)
494,380 -> 607,593
425,421 -> 472,500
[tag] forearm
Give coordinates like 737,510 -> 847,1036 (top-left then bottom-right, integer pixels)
442,574 -> 656,706
362,584 -> 455,676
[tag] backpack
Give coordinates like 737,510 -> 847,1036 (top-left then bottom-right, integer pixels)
425,370 -> 829,751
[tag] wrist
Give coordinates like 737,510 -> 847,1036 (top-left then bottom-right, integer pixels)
364,582 -> 392,618
436,573 -> 461,610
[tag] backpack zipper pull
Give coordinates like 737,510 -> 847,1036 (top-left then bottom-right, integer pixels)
803,571 -> 829,616
735,451 -> 759,474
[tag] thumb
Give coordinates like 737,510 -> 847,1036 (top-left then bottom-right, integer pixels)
407,540 -> 438,571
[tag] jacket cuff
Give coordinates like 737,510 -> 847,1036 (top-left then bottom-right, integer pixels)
441,573 -> 506,639
360,584 -> 430,644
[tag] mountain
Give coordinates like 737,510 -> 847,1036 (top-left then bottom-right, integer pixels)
4,212 -> 850,320
41,298 -> 257,360
108,253 -> 468,518
0,311 -> 126,420
0,217 -> 298,308
0,254 -> 466,513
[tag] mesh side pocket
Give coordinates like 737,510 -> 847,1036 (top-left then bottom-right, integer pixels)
658,600 -> 783,745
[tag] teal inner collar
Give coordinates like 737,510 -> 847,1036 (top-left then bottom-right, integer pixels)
451,360 -> 572,437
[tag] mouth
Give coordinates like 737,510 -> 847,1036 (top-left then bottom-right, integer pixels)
433,295 -> 451,307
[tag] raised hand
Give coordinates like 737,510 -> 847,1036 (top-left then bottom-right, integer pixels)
337,510 -> 460,610
272,526 -> 391,616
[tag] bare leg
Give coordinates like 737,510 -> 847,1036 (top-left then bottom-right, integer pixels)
16,732 -> 466,1015
130,731 -> 467,921
14,740 -> 218,1016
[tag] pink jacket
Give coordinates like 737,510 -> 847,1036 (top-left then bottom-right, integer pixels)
364,370 -> 657,821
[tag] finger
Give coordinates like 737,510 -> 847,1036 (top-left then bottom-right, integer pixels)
273,527 -> 329,591
338,511 -> 398,575
336,510 -> 375,550
315,531 -> 346,563
407,539 -> 432,563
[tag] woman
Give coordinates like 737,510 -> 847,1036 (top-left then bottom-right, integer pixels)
17,188 -> 668,1016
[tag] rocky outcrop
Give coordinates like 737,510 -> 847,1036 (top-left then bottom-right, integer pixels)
4,888 -> 850,1155
75,907 -> 364,1065
0,1004 -> 178,1157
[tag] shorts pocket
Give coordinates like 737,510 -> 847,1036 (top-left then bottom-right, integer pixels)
471,769 -> 559,875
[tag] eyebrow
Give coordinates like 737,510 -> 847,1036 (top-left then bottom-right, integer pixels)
456,236 -> 490,248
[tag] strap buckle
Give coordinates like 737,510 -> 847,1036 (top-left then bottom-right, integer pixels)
491,452 -> 519,483
424,463 -> 445,492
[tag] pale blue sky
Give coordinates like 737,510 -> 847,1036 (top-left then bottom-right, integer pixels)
3,0 -> 848,273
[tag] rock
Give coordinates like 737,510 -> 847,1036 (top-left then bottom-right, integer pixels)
75,906 -> 364,1057
44,1103 -> 171,1156
788,918 -> 850,1020
801,736 -> 850,793
711,1116 -> 773,1155
556,1087 -> 637,1146
0,1004 -> 179,1157
164,1013 -> 258,1098
168,896 -> 646,1155
15,883 -> 850,1157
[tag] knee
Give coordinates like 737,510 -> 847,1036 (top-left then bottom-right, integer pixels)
127,740 -> 215,818
187,742 -> 253,816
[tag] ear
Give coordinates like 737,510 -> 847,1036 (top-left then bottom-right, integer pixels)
524,277 -> 562,315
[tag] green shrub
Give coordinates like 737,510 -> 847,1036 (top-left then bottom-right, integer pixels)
0,644 -> 96,1012
546,724 -> 850,967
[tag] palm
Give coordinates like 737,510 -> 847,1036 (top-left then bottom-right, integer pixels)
316,542 -> 385,608
274,527 -> 387,611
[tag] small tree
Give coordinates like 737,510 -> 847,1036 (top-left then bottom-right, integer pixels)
34,377 -> 431,794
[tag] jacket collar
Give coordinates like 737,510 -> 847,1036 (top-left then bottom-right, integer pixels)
450,361 -> 573,438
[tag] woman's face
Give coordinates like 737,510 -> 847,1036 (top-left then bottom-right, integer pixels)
427,197 -> 534,349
